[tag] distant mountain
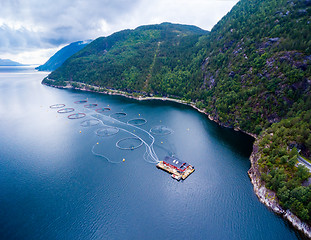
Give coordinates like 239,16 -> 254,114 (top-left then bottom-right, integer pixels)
36,40 -> 91,71
0,59 -> 24,66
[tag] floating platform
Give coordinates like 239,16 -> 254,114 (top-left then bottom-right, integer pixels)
156,156 -> 195,181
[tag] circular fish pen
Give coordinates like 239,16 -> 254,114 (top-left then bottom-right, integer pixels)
84,103 -> 98,108
127,118 -> 147,126
74,100 -> 88,104
91,144 -> 123,164
116,137 -> 143,150
110,112 -> 127,119
50,104 -> 65,109
57,108 -> 75,114
67,113 -> 86,119
150,125 -> 173,136
80,119 -> 101,127
95,126 -> 119,137
96,107 -> 111,113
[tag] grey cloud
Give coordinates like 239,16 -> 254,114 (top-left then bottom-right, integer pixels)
0,25 -> 45,53
0,0 -> 142,54
0,0 -> 238,62
43,37 -> 69,46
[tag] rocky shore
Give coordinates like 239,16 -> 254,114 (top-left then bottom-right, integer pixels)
248,139 -> 311,239
43,80 -> 311,238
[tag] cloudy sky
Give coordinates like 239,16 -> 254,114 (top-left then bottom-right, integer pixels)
0,0 -> 238,64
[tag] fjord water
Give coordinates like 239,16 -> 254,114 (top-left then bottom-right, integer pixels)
0,67 -> 301,239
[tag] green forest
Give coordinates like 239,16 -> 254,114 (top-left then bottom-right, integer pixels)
258,100 -> 311,221
44,0 -> 311,223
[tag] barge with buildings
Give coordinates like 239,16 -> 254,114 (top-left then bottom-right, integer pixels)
156,156 -> 195,181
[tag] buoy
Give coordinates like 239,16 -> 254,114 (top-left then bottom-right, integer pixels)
123,158 -> 125,162
79,131 -> 81,133
161,141 -> 163,144
97,142 -> 99,145
139,114 -> 140,116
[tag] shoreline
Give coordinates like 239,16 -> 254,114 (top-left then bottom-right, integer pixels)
43,80 -> 257,137
248,140 -> 311,239
43,80 -> 311,238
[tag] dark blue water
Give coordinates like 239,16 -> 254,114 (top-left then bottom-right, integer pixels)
0,67 -> 302,239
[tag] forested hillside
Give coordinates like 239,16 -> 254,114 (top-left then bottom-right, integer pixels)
192,0 -> 311,223
47,23 -> 208,90
44,0 -> 311,224
194,0 -> 311,134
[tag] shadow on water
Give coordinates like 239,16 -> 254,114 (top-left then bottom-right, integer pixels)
205,119 -> 255,157
66,89 -> 256,158
66,89 -> 256,157
134,97 -> 255,157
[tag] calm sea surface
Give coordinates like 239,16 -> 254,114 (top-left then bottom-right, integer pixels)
0,67 -> 302,239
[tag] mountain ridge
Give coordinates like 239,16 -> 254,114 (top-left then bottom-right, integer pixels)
36,40 -> 91,71
0,58 -> 24,66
